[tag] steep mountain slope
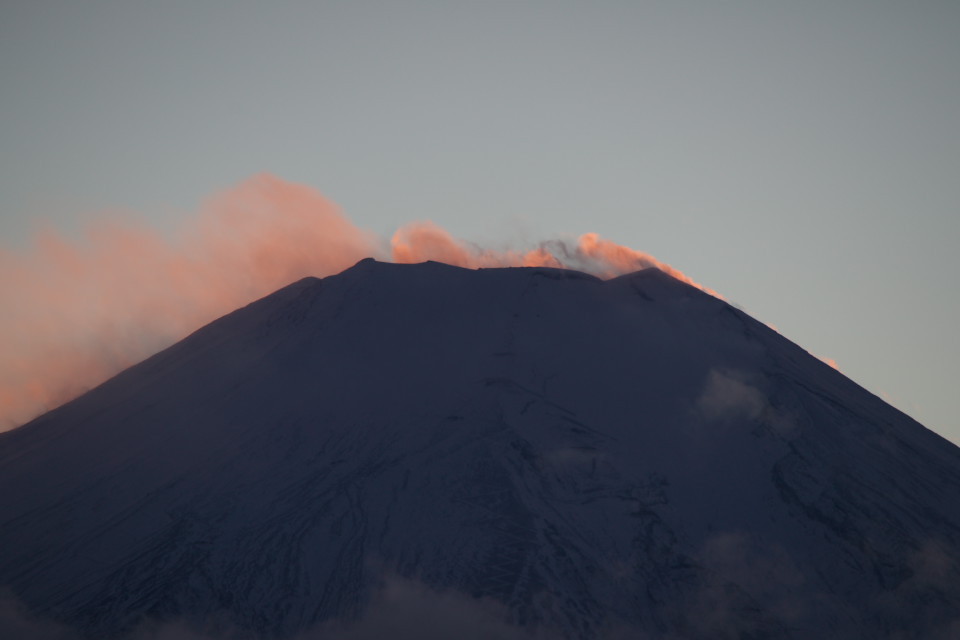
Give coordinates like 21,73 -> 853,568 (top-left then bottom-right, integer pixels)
1,259 -> 959,639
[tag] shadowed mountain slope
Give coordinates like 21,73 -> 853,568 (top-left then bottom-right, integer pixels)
1,259 -> 959,639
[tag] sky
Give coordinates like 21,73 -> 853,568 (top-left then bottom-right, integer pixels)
1,1 -> 958,444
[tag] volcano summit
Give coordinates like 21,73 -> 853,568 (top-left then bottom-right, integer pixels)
1,259 -> 958,639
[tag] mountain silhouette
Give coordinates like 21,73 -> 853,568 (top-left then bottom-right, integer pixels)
1,259 -> 959,639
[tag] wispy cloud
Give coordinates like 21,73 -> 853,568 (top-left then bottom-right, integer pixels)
695,368 -> 796,437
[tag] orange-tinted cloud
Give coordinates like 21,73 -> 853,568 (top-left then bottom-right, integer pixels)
1,174 -> 715,431
0,174 -> 377,429
391,223 -> 717,296
575,233 -> 719,296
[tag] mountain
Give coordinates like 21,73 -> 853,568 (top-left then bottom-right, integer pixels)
1,259 -> 959,639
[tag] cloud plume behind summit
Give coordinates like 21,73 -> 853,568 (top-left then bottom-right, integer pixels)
0,173 -> 713,430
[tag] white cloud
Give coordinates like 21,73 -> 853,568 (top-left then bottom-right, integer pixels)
695,369 -> 796,437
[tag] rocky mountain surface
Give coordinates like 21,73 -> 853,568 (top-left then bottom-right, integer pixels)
1,259 -> 959,639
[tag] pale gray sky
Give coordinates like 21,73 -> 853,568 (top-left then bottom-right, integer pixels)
2,1 -> 959,442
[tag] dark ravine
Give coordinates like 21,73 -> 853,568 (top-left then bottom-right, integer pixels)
1,259 -> 959,639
